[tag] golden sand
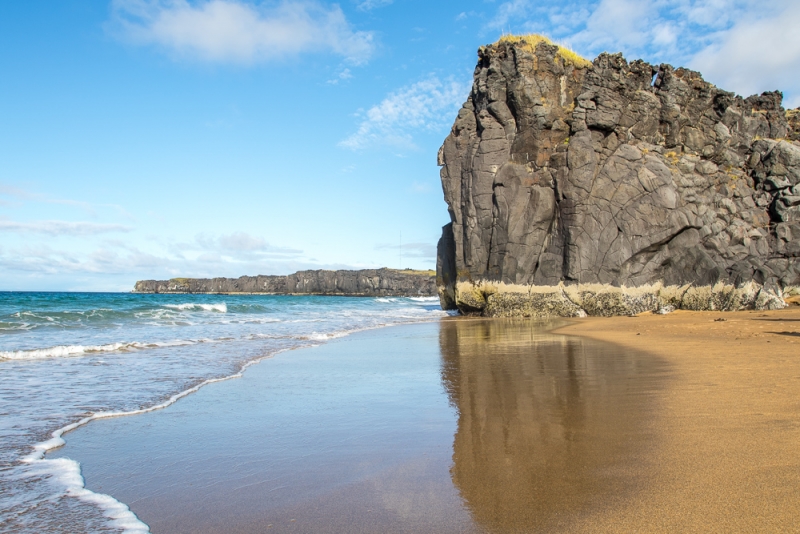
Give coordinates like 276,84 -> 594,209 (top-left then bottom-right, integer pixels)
553,307 -> 800,532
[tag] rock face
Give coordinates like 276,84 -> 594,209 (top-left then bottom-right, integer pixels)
437,35 -> 800,311
134,268 -> 436,297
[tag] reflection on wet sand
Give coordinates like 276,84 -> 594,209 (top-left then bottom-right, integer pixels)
439,318 -> 669,532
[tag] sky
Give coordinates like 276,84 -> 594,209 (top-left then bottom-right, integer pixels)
2,0 -> 799,291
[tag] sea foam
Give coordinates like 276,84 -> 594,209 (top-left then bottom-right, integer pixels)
0,340 -> 198,361
163,303 -> 227,313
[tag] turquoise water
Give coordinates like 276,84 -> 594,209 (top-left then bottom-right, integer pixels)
0,292 -> 449,533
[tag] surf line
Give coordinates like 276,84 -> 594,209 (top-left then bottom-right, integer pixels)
20,346 -> 299,534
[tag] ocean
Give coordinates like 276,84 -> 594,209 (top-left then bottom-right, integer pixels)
0,292 -> 450,533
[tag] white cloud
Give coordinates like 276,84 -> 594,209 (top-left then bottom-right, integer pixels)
110,0 -> 375,64
0,184 -> 133,218
215,232 -> 302,254
486,0 -> 531,31
0,243 -> 167,275
0,235 -> 303,282
376,242 -> 436,259
690,2 -> 800,106
326,67 -> 352,84
339,76 -> 470,151
576,0 -> 653,49
0,220 -> 132,236
173,232 -> 303,260
356,0 -> 392,11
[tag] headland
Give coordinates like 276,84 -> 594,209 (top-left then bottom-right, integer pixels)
133,268 -> 436,297
436,34 -> 800,317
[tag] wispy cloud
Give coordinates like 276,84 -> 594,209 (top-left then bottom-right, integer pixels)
110,0 -> 375,64
0,220 -> 132,236
339,76 -> 470,151
376,242 -> 436,259
0,242 -> 335,283
326,67 -> 353,85
194,231 -> 303,255
356,0 -> 393,11
486,0 -> 532,32
0,184 -> 134,219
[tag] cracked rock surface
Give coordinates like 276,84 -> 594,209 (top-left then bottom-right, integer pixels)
437,39 -> 800,310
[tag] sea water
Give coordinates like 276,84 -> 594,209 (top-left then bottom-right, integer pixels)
0,292 -> 450,533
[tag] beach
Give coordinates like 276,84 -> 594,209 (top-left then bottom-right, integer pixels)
0,293 -> 451,533
42,307 -> 800,532
553,307 -> 800,531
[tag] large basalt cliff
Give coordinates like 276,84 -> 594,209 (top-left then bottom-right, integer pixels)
437,36 -> 800,312
134,268 -> 436,297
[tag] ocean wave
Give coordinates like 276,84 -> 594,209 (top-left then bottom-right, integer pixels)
304,331 -> 351,341
408,296 -> 440,302
163,303 -> 227,313
0,340 -> 198,361
1,292 -> 450,532
0,321 -> 35,331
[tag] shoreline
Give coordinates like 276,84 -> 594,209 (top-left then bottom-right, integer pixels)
39,309 -> 800,532
29,316 -> 454,534
50,319 -> 664,533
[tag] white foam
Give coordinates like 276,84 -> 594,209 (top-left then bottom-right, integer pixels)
305,331 -> 350,341
408,296 -> 440,302
163,303 -> 227,313
1,342 -> 131,361
0,340 -> 201,361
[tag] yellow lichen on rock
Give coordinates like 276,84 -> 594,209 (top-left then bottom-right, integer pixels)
497,34 -> 592,68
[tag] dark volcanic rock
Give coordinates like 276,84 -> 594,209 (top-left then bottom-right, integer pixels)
134,268 -> 436,297
437,36 -> 800,309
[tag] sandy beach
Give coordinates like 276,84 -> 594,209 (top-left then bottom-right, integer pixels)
48,309 -> 800,533
554,306 -> 800,532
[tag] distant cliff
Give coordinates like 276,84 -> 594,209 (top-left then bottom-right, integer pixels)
133,268 -> 436,297
436,34 -> 800,315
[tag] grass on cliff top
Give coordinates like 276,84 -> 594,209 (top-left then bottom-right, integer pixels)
497,34 -> 592,69
388,268 -> 435,276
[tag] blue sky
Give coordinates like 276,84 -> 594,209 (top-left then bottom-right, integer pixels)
2,0 -> 799,291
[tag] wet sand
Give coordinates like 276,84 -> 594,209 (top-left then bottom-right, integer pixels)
50,320 -> 669,533
553,307 -> 800,532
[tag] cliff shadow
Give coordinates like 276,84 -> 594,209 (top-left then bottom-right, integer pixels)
439,318 -> 670,532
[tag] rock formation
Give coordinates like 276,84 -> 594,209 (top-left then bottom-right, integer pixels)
134,268 -> 436,297
437,35 -> 800,314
